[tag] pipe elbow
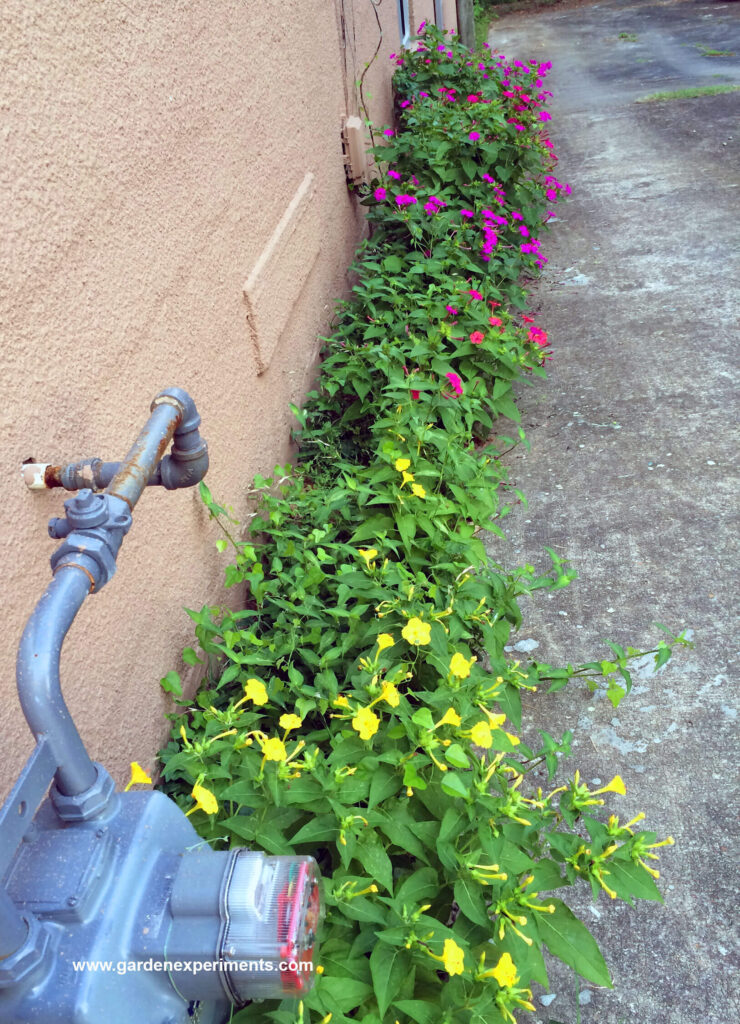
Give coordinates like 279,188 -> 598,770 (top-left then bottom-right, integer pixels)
152,387 -> 201,436
158,445 -> 209,490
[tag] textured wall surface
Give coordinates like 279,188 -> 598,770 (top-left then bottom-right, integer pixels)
0,0 -> 455,804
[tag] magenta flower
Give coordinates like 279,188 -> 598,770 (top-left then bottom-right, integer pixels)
387,169 -> 401,180
489,316 -> 502,327
445,305 -> 458,316
384,128 -> 395,137
467,94 -> 479,103
482,173 -> 494,183
374,187 -> 387,201
460,209 -> 474,219
469,131 -> 481,142
528,326 -> 549,348
418,20 -> 426,32
467,289 -> 483,300
445,372 -> 463,396
539,110 -> 552,122
411,389 -> 420,400
400,100 -> 412,109
396,194 -> 417,206
419,91 -> 429,98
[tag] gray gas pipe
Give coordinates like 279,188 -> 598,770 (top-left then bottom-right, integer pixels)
0,389 -> 320,1024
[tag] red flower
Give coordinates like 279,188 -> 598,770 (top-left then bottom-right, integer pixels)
470,331 -> 485,345
522,314 -> 535,323
411,390 -> 420,400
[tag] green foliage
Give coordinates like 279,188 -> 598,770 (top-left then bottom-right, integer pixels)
158,23 -> 688,1024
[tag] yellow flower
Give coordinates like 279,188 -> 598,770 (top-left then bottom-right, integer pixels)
334,694 -> 350,708
470,721 -> 493,748
491,952 -> 518,988
188,783 -> 218,816
125,762 -> 152,792
352,706 -> 380,741
261,737 -> 288,762
401,471 -> 414,485
478,705 -> 506,728
377,633 -> 395,651
244,678 -> 269,705
505,732 -> 520,746
394,458 -> 411,471
358,548 -> 378,566
411,483 -> 426,498
442,939 -> 465,976
595,775 -> 626,796
381,681 -> 400,707
280,713 -> 303,732
435,707 -> 462,729
402,617 -> 431,645
450,652 -> 474,679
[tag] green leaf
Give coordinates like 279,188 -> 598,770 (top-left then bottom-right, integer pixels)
440,772 -> 470,800
182,647 -> 202,666
355,834 -> 394,893
607,857 -> 664,905
369,764 -> 402,808
395,867 -> 439,907
370,944 -> 409,1017
160,670 -> 182,696
454,877 -> 490,927
311,977 -> 374,1016
383,254 -> 403,274
444,744 -> 470,769
394,1001 -> 439,1024
537,899 -> 613,987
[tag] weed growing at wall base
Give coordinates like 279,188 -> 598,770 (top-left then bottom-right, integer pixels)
158,23 -> 689,1024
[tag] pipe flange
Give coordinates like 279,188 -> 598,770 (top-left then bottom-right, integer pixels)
50,763 -> 116,822
0,914 -> 50,988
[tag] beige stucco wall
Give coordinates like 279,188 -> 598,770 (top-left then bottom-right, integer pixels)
0,0 -> 455,806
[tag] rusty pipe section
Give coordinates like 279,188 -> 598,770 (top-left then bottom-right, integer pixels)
23,459 -> 161,492
105,401 -> 182,509
22,387 -> 209,497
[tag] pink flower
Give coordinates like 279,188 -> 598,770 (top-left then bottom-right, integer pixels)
519,225 -> 530,237
419,91 -> 429,98
446,372 -> 463,396
489,316 -> 502,327
388,169 -> 401,180
467,94 -> 480,103
418,20 -> 426,32
469,131 -> 481,142
482,173 -> 494,183
400,99 -> 412,109
460,209 -> 474,218
467,289 -> 482,301
384,128 -> 395,137
546,188 -> 558,202
396,194 -> 417,206
470,331 -> 485,345
528,326 -> 549,348
522,315 -> 535,323
539,110 -> 552,122
374,187 -> 387,201
445,305 -> 458,315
